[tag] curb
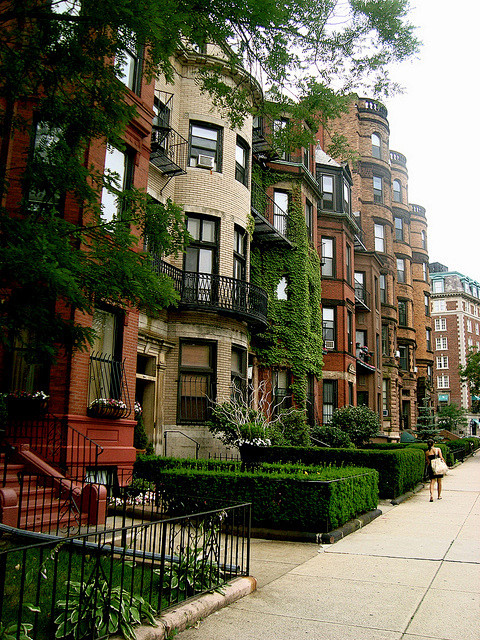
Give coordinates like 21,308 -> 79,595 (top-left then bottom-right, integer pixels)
112,576 -> 257,640
390,482 -> 425,505
248,508 -> 383,544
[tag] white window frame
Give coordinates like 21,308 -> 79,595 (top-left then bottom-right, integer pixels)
436,355 -> 449,369
436,336 -> 448,350
374,224 -> 385,252
435,318 -> 446,331
437,375 -> 450,389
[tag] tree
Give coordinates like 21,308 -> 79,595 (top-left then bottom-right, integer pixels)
0,0 -> 420,363
460,347 -> 480,411
414,398 -> 440,441
436,403 -> 468,435
327,405 -> 380,447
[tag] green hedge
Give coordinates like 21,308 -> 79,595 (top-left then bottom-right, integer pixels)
134,459 -> 378,532
237,445 -> 425,498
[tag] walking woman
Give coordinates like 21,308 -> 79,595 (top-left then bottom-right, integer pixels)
425,439 -> 446,501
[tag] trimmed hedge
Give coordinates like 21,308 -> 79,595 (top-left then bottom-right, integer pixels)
237,445 -> 425,498
134,458 -> 378,532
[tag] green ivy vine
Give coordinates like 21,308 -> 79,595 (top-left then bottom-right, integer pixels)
250,179 -> 323,408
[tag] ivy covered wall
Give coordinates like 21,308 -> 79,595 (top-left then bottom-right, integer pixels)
250,180 -> 323,408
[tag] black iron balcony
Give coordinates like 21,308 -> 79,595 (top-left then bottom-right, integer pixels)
251,180 -> 292,247
150,125 -> 188,176
354,285 -> 371,312
155,259 -> 268,327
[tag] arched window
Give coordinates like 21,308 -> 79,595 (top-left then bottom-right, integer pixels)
371,133 -> 381,159
393,179 -> 401,202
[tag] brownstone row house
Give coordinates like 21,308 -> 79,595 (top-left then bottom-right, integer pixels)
2,39 -> 435,505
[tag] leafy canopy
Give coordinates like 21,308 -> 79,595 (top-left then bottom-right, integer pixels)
328,405 -> 381,447
0,0 -> 420,363
460,347 -> 480,409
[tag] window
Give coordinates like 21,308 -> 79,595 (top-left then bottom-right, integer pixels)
380,274 -> 386,303
423,263 -> 428,281
273,118 -> 290,160
347,311 -> 353,354
322,307 -> 335,347
305,199 -> 313,241
303,147 -> 310,171
398,345 -> 408,371
436,336 -> 448,350
433,300 -> 447,312
425,294 -> 430,316
374,276 -> 379,309
320,175 -> 334,211
9,332 -> 45,394
437,375 -> 450,389
273,370 -> 292,415
273,190 -> 288,235
233,226 -> 246,280
376,333 -> 380,368
374,224 -> 385,252
394,217 -> 404,241
382,379 -> 389,416
189,122 -> 222,171
348,381 -> 354,406
382,324 -> 388,356
421,230 -> 427,249
322,380 -> 337,424
426,328 -> 432,351
178,341 -> 216,422
354,272 -> 366,302
231,346 -> 247,401
184,215 -> 218,302
435,318 -> 446,331
467,319 -> 473,332
427,365 -> 433,382
185,215 -> 218,274
116,31 -> 143,94
89,308 -> 126,408
343,179 -> 351,214
276,277 -> 288,300
371,133 -> 381,159
321,238 -> 334,277
398,300 -> 407,326
29,121 -> 62,210
476,324 -> 479,335
397,258 -> 405,283
436,355 -> 449,369
393,179 -> 401,202
373,176 -> 383,203
235,137 -> 249,185
101,145 -> 133,222
432,279 -> 444,293
346,244 -> 352,285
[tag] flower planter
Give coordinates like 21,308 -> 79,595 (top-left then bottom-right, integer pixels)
7,397 -> 48,418
87,404 -> 126,419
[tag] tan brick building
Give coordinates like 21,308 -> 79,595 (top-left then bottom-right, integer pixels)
429,264 -> 480,436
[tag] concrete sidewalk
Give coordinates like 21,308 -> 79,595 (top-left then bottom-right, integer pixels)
178,454 -> 480,640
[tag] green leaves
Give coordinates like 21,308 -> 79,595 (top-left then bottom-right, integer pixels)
54,580 -> 157,640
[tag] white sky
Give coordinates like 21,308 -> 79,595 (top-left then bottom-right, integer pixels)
386,0 -> 480,282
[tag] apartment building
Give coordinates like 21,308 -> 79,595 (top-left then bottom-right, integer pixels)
429,263 -> 480,436
323,98 -> 434,437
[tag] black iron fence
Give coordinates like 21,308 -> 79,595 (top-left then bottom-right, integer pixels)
0,499 -> 251,640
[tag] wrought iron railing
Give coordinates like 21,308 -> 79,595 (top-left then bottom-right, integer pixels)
354,285 -> 371,310
251,180 -> 289,237
2,413 -> 103,480
88,352 -> 131,419
0,499 -> 251,640
178,376 -> 216,424
154,259 -> 268,325
150,125 -> 188,176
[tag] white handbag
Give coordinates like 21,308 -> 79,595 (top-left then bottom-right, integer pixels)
431,457 -> 448,475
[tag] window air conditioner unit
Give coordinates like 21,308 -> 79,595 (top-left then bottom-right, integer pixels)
324,340 -> 335,350
383,409 -> 389,417
197,154 -> 215,169
395,350 -> 401,358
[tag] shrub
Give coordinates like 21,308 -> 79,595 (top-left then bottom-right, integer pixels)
328,405 -> 381,447
270,409 -> 310,446
310,424 -> 354,448
234,445 -> 425,498
134,462 -> 378,532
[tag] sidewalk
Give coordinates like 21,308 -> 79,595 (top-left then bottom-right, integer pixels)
178,454 -> 480,640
